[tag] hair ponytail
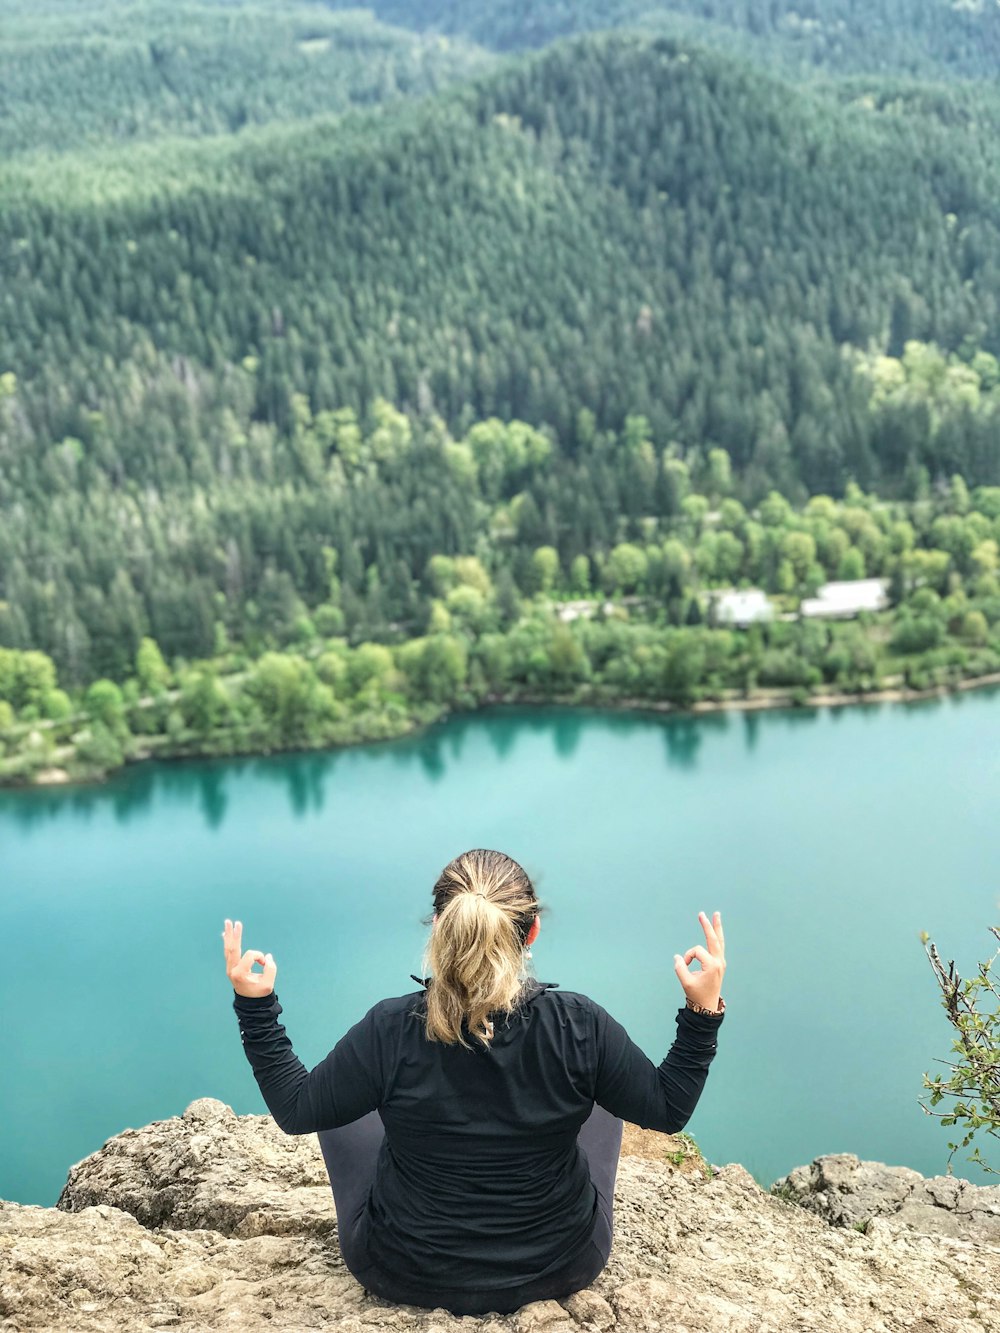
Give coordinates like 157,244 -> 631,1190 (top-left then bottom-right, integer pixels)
422,848 -> 539,1049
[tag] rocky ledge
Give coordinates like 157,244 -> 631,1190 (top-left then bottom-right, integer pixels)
1,1098 -> 999,1333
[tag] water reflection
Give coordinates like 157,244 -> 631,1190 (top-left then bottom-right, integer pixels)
907,695 -> 945,720
660,710 -> 731,768
255,748 -> 340,819
197,769 -> 227,829
777,706 -> 822,732
485,711 -> 520,760
445,722 -> 469,763
742,710 -> 761,753
661,717 -> 699,768
0,777 -> 109,829
416,732 -> 448,782
552,710 -> 585,760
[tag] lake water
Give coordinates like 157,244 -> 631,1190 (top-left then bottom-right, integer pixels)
2,697 -> 999,1206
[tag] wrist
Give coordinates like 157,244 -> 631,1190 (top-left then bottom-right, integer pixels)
233,988 -> 276,1006
685,994 -> 724,1017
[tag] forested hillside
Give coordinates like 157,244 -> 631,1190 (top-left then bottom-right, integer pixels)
0,0 -> 491,156
4,37 -> 998,493
322,0 -> 1000,79
3,33 -> 1000,696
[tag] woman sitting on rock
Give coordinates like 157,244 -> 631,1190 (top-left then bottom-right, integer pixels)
222,847 -> 726,1317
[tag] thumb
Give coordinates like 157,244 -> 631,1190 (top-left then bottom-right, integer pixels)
263,953 -> 278,986
673,953 -> 690,983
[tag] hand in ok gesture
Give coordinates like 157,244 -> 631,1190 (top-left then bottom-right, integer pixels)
223,918 -> 277,998
674,911 -> 726,1012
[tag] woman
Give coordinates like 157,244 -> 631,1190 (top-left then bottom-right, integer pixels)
223,847 -> 726,1317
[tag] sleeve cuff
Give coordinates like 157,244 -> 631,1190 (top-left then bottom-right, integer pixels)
677,1003 -> 725,1031
233,990 -> 279,1010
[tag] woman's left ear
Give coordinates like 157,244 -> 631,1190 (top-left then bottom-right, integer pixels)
525,914 -> 540,948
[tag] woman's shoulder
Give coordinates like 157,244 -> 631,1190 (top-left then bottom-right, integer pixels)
531,983 -> 600,1014
346,982 -> 429,1030
380,980 -> 431,1015
544,991 -> 600,1007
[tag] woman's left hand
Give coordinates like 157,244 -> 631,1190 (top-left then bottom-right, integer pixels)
223,918 -> 277,998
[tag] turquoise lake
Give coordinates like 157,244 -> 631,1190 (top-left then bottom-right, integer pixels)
2,698 -> 999,1206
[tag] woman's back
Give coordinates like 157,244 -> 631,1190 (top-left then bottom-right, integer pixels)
363,979 -> 598,1289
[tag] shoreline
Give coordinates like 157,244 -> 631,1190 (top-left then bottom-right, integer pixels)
12,668 -> 1000,794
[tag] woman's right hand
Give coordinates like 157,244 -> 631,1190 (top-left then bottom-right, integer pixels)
674,911 -> 725,1011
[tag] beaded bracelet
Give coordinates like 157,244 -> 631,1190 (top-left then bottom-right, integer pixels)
686,995 -> 725,1018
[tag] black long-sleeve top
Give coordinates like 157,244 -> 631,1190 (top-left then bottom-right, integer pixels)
233,977 -> 723,1295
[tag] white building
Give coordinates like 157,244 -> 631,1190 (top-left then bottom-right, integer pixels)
713,588 -> 774,628
799,578 -> 889,619
555,599 -> 618,623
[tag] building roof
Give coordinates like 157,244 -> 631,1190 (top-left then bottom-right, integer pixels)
713,588 -> 774,626
800,578 -> 889,618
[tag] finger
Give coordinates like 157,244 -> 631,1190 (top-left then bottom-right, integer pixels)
698,910 -> 722,957
262,953 -> 277,987
684,944 -> 715,971
713,911 -> 725,953
222,919 -> 239,965
236,948 -> 265,976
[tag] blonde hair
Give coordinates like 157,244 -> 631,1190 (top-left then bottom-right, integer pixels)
422,848 -> 539,1050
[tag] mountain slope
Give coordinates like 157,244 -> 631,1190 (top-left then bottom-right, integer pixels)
321,0 -> 1000,80
0,1 -> 492,156
3,34 -> 998,492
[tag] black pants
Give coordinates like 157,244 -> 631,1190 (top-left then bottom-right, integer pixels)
317,1104 -> 623,1317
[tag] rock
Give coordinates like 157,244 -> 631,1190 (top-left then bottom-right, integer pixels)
0,1101 -> 997,1331
57,1096 -> 336,1239
772,1151 -> 1000,1243
513,1300 -> 575,1331
562,1289 -> 614,1329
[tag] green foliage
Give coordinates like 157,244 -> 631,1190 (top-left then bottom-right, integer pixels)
397,634 -> 469,702
83,679 -> 125,728
41,688 -> 72,721
666,1130 -> 711,1178
136,637 -> 172,693
531,547 -> 561,596
919,927 -> 1000,1175
0,649 -> 57,710
890,615 -> 944,655
179,669 -> 232,733
75,721 -> 125,773
242,652 -> 335,741
605,544 -> 649,595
